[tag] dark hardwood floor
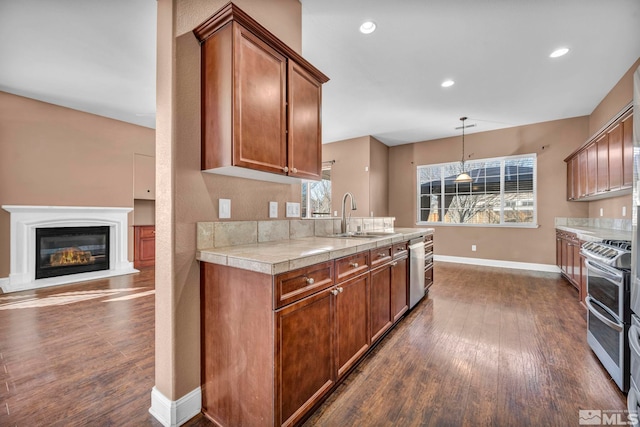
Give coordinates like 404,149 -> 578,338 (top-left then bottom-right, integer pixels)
0,263 -> 626,426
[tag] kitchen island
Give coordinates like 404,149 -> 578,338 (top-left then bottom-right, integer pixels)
196,226 -> 433,427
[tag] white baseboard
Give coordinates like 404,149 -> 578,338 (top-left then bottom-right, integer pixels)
434,255 -> 561,273
0,276 -> 8,293
149,386 -> 201,427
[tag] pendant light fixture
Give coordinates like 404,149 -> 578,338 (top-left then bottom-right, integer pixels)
455,116 -> 473,183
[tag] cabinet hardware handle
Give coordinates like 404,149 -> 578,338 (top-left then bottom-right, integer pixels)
292,167 -> 298,173
338,287 -> 344,293
305,277 -> 314,285
392,262 -> 398,267
331,289 -> 339,296
147,189 -> 151,193
283,166 -> 289,172
397,247 -> 404,251
350,262 -> 359,268
379,253 -> 386,257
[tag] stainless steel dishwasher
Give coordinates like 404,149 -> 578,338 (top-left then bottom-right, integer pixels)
409,237 -> 426,308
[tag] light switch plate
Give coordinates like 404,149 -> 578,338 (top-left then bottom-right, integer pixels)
219,199 -> 231,219
286,202 -> 300,218
269,201 -> 278,218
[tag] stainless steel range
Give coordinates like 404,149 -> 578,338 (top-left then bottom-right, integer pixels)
582,239 -> 632,392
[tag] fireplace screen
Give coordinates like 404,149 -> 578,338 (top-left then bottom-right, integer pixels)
36,226 -> 110,279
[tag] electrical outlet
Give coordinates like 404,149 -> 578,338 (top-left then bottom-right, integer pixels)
219,199 -> 231,219
269,201 -> 278,218
600,208 -> 604,217
623,206 -> 627,217
472,245 -> 477,252
286,202 -> 300,218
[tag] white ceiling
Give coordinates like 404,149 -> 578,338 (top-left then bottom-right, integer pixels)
1,1 -> 639,146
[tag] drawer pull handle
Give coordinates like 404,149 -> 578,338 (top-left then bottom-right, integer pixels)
331,289 -> 339,296
378,253 -> 387,257
292,167 -> 298,173
282,166 -> 289,172
396,247 -> 404,251
305,277 -> 314,285
338,287 -> 344,293
392,262 -> 398,267
350,262 -> 359,268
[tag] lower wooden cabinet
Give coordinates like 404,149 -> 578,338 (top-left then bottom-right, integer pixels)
277,287 -> 335,427
336,273 -> 370,377
134,225 -> 155,268
390,257 -> 408,323
200,236 -> 423,427
555,229 -> 584,302
370,262 -> 393,343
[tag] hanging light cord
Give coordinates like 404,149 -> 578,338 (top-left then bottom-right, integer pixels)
460,116 -> 467,164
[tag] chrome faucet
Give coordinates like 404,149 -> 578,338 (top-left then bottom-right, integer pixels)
341,192 -> 357,234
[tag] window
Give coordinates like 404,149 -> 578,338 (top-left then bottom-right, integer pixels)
417,154 -> 536,226
302,166 -> 332,218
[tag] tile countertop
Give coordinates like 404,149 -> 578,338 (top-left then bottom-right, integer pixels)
196,227 -> 434,276
555,225 -> 632,242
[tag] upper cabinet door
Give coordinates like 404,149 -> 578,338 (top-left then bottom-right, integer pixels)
596,133 -> 609,193
608,122 -> 623,191
287,61 -> 323,180
623,113 -> 633,188
233,25 -> 287,175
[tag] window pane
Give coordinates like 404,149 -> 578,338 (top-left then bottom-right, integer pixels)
417,154 -> 536,226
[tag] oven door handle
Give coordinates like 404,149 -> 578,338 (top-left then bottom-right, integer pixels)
584,259 -> 624,282
628,384 -> 639,419
630,325 -> 640,358
585,296 -> 623,332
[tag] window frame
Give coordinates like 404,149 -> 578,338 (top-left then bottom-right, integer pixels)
415,153 -> 538,228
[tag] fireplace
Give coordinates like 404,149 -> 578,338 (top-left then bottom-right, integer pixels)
1,205 -> 137,293
36,226 -> 110,279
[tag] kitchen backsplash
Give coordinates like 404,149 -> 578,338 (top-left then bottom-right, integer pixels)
197,217 -> 396,249
554,217 -> 631,231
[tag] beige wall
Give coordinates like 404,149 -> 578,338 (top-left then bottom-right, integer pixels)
0,91 -> 155,277
588,194 -> 632,219
589,58 -> 640,137
389,117 -> 591,265
322,135 -> 389,218
370,137 -> 389,217
156,0 -> 305,401
323,136 -> 370,216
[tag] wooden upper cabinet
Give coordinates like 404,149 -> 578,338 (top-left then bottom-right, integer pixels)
579,149 -> 588,198
586,142 -> 597,196
596,133 -> 609,193
608,122 -> 623,191
233,26 -> 287,174
287,61 -> 323,180
193,3 -> 329,182
623,112 -> 634,188
564,105 -> 633,201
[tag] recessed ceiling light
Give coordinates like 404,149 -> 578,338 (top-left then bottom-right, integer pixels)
549,47 -> 570,58
441,80 -> 455,88
359,21 -> 376,34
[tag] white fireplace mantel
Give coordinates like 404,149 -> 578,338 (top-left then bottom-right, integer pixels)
1,205 -> 137,293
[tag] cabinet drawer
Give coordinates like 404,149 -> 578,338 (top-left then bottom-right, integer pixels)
139,226 -> 156,238
275,261 -> 334,308
392,242 -> 407,258
370,245 -> 392,268
335,252 -> 370,283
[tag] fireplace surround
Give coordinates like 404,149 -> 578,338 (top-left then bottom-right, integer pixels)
1,206 -> 137,292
